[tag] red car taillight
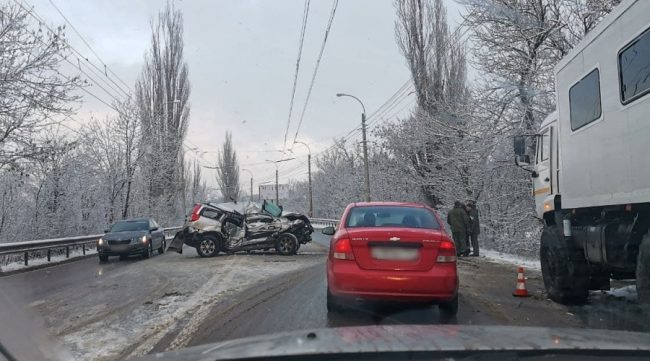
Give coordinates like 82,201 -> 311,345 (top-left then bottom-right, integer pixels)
189,204 -> 201,222
332,238 -> 355,260
436,240 -> 457,263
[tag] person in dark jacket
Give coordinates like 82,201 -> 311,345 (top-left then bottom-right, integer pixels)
466,201 -> 480,256
447,201 -> 471,256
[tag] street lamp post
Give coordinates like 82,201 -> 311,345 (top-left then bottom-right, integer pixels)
336,93 -> 370,202
293,141 -> 313,217
265,158 -> 295,205
242,168 -> 253,201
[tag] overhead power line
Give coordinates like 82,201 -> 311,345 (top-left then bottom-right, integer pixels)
47,0 -> 132,95
282,0 -> 311,153
311,17 -> 473,158
291,0 -> 339,146
15,0 -> 130,106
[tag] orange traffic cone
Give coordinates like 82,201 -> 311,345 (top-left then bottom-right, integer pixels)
512,266 -> 530,297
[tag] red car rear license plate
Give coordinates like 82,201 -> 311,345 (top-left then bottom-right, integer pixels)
371,247 -> 418,261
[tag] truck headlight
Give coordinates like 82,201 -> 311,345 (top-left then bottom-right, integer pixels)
98,238 -> 105,246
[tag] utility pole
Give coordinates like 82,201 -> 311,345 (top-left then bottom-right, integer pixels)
336,93 -> 370,202
294,141 -> 313,217
361,112 -> 370,202
242,168 -> 254,202
275,168 -> 279,205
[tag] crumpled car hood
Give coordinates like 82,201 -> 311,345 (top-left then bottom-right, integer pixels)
137,325 -> 650,360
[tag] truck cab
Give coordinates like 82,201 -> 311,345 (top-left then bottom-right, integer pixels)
514,113 -> 558,220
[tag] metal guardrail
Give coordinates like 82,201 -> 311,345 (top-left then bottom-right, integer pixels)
309,218 -> 339,228
0,226 -> 182,267
0,218 -> 338,268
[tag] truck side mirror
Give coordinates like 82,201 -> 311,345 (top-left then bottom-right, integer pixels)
515,155 -> 531,166
514,136 -> 526,156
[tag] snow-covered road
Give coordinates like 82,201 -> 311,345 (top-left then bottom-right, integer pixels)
1,241 -> 326,361
1,233 -> 648,361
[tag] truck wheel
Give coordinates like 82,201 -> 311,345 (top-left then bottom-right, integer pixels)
197,235 -> 220,258
275,233 -> 298,255
540,225 -> 589,305
636,233 -> 650,304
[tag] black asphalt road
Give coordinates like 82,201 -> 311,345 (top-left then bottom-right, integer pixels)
2,231 -> 649,360
1,253 -> 150,305
186,232 -> 650,347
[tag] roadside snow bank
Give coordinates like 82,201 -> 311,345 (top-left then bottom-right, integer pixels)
481,249 -> 541,271
0,247 -> 96,273
604,285 -> 637,302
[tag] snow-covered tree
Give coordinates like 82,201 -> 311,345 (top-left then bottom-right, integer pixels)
215,131 -> 240,202
186,160 -> 207,207
134,2 -> 191,224
393,0 -> 472,208
0,2 -> 80,169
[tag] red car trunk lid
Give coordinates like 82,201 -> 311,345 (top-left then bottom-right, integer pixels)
347,228 -> 445,271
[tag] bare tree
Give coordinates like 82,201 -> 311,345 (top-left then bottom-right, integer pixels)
186,160 -> 207,206
215,132 -> 240,202
81,100 -> 142,223
115,100 -> 143,218
393,0 -> 471,207
0,2 -> 80,169
135,2 -> 191,222
462,0 -> 565,134
395,0 -> 469,114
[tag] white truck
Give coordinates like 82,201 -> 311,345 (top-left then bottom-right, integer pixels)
514,0 -> 650,304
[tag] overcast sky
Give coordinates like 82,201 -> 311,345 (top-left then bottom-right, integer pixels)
28,0 -> 465,194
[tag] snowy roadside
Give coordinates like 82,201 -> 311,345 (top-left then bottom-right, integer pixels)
480,249 -> 639,303
480,248 -> 541,271
0,247 -> 97,274
41,245 -> 325,361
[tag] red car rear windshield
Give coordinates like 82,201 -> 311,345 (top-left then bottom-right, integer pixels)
345,206 -> 440,229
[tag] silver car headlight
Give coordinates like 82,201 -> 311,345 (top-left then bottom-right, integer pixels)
141,235 -> 148,243
98,238 -> 106,246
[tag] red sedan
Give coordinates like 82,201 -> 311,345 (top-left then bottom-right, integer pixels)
324,202 -> 459,316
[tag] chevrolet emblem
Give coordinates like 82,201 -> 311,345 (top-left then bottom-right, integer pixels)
389,237 -> 400,242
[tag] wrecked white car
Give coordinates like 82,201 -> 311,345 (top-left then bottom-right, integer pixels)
168,200 -> 313,257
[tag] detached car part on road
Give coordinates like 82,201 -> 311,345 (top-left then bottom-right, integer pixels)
97,218 -> 166,262
169,200 -> 313,257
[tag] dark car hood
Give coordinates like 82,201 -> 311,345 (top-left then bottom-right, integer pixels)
137,325 -> 650,360
103,230 -> 148,240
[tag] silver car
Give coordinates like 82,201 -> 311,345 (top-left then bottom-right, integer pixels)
169,201 -> 313,257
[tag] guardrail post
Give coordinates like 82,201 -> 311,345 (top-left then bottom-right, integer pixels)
82,243 -> 86,255
47,249 -> 51,261
24,251 -> 28,266
66,246 -> 70,258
